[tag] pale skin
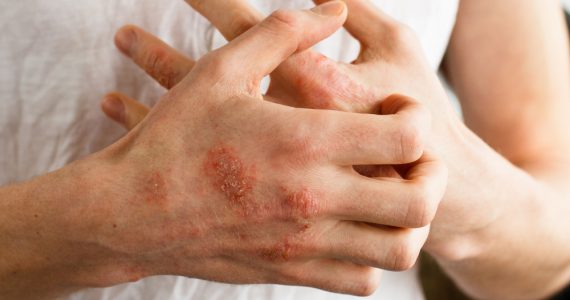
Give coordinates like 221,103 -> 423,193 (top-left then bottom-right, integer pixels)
102,0 -> 570,299
0,3 -> 448,299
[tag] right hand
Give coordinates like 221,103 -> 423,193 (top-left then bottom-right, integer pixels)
92,2 -> 446,296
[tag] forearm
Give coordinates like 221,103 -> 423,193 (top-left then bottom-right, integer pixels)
427,125 -> 570,299
0,157 -> 130,299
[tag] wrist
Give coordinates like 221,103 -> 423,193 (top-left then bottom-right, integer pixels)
0,153 -> 141,298
58,150 -> 153,287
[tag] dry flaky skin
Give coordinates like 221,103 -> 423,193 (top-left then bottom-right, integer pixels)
204,145 -> 257,215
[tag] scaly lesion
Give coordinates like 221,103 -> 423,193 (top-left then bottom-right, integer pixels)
269,51 -> 377,113
203,144 -> 258,216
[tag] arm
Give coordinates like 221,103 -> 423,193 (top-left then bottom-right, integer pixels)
439,0 -> 570,298
0,159 -> 124,299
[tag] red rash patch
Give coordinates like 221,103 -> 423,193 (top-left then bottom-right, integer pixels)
292,52 -> 375,111
279,187 -> 319,219
286,189 -> 319,219
143,172 -> 169,206
260,237 -> 293,261
204,145 -> 257,215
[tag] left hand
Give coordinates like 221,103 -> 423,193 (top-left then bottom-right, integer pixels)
102,0 -> 491,260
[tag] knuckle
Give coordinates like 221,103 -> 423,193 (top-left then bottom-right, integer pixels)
404,183 -> 437,228
392,122 -> 424,163
265,9 -> 302,46
388,235 -> 420,271
141,47 -> 179,88
282,132 -> 311,158
280,188 -> 321,220
268,9 -> 300,33
280,120 -> 326,164
143,46 -> 170,73
199,51 -> 233,79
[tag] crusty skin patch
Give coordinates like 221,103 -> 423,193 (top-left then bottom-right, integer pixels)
204,145 -> 257,215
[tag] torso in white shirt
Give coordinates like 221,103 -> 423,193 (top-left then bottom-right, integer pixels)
0,1 -> 458,299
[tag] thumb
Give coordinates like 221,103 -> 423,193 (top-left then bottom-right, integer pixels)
101,93 -> 150,130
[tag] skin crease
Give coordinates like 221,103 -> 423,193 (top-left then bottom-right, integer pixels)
103,0 -> 570,299
0,3 -> 449,299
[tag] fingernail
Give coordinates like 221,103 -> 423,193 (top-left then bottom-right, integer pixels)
311,1 -> 345,16
102,95 -> 125,123
115,27 -> 137,55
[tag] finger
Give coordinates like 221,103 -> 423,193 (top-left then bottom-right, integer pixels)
330,152 -> 447,228
319,222 -> 429,271
101,93 -> 150,130
115,25 -> 195,89
204,2 -> 347,87
324,95 -> 430,165
185,0 -> 263,41
313,0 -> 398,51
281,259 -> 381,296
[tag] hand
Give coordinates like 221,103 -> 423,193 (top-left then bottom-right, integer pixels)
104,0 -> 490,258
96,2 -> 446,296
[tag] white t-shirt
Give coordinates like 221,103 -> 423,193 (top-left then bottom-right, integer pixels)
0,0 -> 458,299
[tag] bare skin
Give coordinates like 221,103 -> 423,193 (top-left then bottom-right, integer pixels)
103,0 -> 570,298
0,3 -> 448,299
